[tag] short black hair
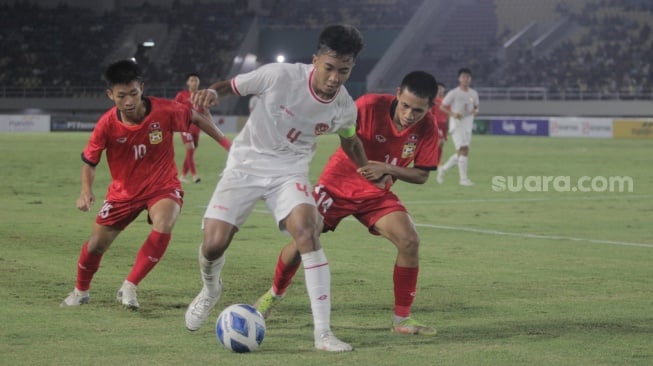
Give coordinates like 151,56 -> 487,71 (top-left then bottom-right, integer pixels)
399,71 -> 438,103
437,82 -> 446,88
104,60 -> 143,88
458,67 -> 472,77
316,24 -> 364,59
186,72 -> 200,80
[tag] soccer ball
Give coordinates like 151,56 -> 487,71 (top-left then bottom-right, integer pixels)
216,304 -> 266,353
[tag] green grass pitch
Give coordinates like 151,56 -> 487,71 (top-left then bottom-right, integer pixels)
1,132 -> 651,365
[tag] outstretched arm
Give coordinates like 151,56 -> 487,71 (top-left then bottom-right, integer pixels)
191,80 -> 237,110
191,108 -> 231,151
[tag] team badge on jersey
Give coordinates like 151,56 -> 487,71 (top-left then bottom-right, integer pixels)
149,122 -> 163,144
314,122 -> 330,135
401,135 -> 418,158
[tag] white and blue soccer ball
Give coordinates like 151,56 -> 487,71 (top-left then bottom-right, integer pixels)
216,304 -> 266,353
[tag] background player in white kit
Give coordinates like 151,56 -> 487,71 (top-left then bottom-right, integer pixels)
437,67 -> 479,186
185,25 -> 372,352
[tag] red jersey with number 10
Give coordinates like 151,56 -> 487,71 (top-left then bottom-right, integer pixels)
82,96 -> 192,202
318,94 -> 440,201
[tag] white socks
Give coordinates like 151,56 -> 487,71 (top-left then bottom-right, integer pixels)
301,248 -> 331,334
198,245 -> 225,297
457,155 -> 469,181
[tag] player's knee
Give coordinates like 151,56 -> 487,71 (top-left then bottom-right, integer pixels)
201,229 -> 233,260
397,233 -> 420,257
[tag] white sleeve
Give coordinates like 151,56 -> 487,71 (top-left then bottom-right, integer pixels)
232,63 -> 282,97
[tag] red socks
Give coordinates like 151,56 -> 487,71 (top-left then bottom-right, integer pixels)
126,231 -> 171,286
393,265 -> 418,317
76,241 -> 103,291
272,253 -> 301,296
182,149 -> 196,176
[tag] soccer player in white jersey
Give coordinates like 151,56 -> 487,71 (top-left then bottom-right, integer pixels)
185,25 -> 373,352
437,68 -> 479,186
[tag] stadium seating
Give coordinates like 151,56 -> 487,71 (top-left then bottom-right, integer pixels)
0,0 -> 650,100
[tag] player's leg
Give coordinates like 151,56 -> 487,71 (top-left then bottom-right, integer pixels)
253,241 -> 302,318
191,132 -> 200,182
437,123 -> 462,184
374,211 -> 436,336
61,223 -> 121,307
186,171 -> 260,331
118,194 -> 182,309
179,133 -> 193,182
273,176 -> 351,352
456,124 -> 473,185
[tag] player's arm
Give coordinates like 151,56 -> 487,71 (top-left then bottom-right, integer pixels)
191,80 -> 236,109
338,125 -> 371,169
381,163 -> 430,184
77,162 -> 96,212
190,108 -> 231,151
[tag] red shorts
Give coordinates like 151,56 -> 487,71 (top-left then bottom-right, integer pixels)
313,184 -> 407,235
95,188 -> 184,230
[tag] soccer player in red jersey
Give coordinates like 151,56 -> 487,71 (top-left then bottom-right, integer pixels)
175,73 -> 203,183
431,82 -> 449,159
60,60 -> 231,310
254,71 -> 440,336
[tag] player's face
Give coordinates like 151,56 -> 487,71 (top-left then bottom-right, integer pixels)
311,51 -> 355,99
459,73 -> 472,88
187,76 -> 200,92
393,88 -> 431,130
437,85 -> 445,98
106,81 -> 145,123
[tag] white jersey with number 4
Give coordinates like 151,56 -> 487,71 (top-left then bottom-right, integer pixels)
228,62 -> 357,176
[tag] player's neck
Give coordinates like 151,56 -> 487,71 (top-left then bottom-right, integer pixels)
120,104 -> 146,125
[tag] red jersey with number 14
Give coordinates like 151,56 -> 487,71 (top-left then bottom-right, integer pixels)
82,96 -> 192,202
318,94 -> 440,201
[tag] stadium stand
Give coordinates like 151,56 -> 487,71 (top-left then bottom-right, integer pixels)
0,0 -> 651,102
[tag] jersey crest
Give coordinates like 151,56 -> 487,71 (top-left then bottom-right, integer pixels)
149,122 -> 163,144
314,122 -> 330,135
401,135 -> 419,159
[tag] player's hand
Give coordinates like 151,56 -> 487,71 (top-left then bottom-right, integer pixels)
192,89 -> 218,109
357,160 -> 387,181
77,192 -> 95,212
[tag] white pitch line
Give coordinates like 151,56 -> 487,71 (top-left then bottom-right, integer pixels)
415,223 -> 653,249
211,209 -> 653,249
403,194 -> 653,205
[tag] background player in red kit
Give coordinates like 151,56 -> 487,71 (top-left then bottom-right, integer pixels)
175,73 -> 203,183
254,71 -> 440,336
60,60 -> 230,310
431,82 -> 448,158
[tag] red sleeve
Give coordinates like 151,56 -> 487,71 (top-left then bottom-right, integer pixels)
170,100 -> 193,132
82,113 -> 110,166
413,114 -> 441,169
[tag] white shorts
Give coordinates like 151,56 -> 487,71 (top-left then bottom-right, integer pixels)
449,117 -> 473,150
203,169 -> 316,231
